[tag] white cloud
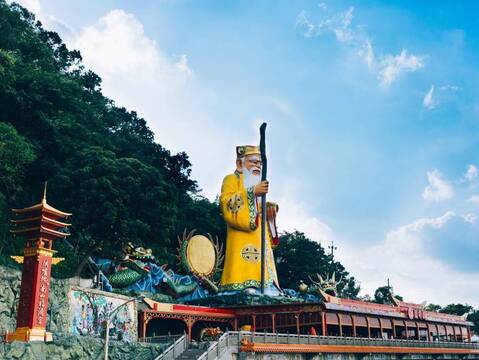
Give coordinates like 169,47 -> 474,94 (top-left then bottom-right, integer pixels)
175,54 -> 194,78
357,38 -> 375,69
340,212 -> 479,306
469,195 -> 479,204
439,85 -> 461,92
464,164 -> 478,183
297,7 -> 424,88
422,169 -> 454,202
318,3 -> 327,11
72,10 -> 161,76
296,11 -> 316,38
423,85 -> 437,110
378,50 -> 424,87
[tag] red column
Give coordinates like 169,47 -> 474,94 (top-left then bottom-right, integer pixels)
366,317 -> 371,338
338,314 -> 343,337
271,314 -> 276,333
321,312 -> 327,336
7,249 -> 54,342
351,315 -> 356,337
295,314 -> 300,335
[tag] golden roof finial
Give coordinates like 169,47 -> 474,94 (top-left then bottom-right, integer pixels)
42,182 -> 47,205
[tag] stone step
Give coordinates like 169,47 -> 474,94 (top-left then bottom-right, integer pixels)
175,348 -> 207,359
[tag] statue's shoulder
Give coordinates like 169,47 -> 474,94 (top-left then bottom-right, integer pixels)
221,172 -> 241,191
222,172 -> 240,183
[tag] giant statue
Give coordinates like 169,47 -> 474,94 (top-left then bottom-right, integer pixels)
219,145 -> 281,295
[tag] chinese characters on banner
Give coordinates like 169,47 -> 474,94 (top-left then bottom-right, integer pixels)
37,258 -> 50,326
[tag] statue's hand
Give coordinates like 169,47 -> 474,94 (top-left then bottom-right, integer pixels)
254,180 -> 269,196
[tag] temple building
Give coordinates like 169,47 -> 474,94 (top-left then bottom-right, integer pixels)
139,292 -> 472,343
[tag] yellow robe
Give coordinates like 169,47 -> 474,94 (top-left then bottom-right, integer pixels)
219,171 -> 279,291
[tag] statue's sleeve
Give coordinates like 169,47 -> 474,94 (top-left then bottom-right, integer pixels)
220,174 -> 257,232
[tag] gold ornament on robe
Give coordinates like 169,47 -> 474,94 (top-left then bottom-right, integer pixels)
219,171 -> 279,291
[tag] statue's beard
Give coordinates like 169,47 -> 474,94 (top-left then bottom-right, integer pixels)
242,165 -> 261,189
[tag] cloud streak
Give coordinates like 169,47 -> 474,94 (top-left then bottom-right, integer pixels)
297,7 -> 424,88
422,169 -> 454,202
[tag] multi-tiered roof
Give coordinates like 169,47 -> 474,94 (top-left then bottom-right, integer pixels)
11,185 -> 71,251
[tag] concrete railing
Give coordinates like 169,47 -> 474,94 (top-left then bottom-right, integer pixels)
139,334 -> 183,344
154,334 -> 188,360
197,332 -> 230,360
229,331 -> 479,350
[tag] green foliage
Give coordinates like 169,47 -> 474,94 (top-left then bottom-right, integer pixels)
424,303 -> 442,312
467,310 -> 479,334
373,285 -> 402,304
275,231 -> 360,298
439,303 -> 472,316
0,122 -> 35,195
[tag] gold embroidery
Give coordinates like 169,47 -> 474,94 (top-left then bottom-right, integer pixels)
241,245 -> 260,263
227,194 -> 243,213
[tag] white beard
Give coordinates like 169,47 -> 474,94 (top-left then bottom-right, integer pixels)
242,164 -> 261,189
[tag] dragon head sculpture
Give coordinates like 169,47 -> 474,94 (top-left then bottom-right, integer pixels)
309,272 -> 341,297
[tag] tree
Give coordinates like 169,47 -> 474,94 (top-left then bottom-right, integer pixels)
0,122 -> 35,195
440,304 -> 472,316
275,231 -> 360,298
424,304 -> 442,312
466,310 -> 479,334
373,286 -> 403,304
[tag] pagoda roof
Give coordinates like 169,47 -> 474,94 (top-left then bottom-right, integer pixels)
11,184 -> 71,218
10,225 -> 70,238
11,215 -> 71,228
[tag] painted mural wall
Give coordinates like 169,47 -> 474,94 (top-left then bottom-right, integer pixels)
69,287 -> 137,342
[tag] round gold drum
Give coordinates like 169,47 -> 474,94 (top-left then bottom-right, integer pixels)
186,235 -> 216,277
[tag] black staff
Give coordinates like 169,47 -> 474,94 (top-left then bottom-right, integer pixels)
259,123 -> 267,294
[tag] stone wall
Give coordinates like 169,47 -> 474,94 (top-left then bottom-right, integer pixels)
0,335 -> 167,360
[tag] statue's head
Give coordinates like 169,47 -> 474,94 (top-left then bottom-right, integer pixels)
236,145 -> 262,188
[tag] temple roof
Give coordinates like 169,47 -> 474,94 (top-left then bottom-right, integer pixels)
321,291 -> 472,326
11,184 -> 71,218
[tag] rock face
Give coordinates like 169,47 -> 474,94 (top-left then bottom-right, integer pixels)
0,335 -> 167,360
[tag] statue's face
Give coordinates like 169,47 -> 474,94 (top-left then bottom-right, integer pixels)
236,155 -> 262,176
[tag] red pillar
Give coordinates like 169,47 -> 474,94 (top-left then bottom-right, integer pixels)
351,315 -> 356,337
295,314 -> 300,335
321,312 -> 327,336
338,313 -> 343,337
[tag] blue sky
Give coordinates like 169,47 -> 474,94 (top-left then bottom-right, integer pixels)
17,0 -> 479,306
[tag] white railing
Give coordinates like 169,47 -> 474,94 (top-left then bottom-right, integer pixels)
228,331 -> 479,350
154,334 -> 188,360
197,332 -> 230,360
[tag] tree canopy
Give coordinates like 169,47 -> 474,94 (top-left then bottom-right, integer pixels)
275,231 -> 360,298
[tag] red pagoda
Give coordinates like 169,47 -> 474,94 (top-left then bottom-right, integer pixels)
5,185 -> 71,342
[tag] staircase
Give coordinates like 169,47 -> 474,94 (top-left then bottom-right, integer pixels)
175,348 -> 208,359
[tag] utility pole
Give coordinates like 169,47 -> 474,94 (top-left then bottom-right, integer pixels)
328,240 -> 337,258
